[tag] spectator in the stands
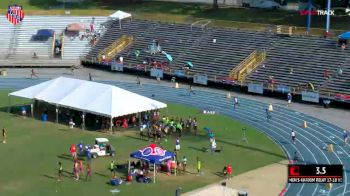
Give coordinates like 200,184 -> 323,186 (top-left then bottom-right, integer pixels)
336,66 -> 343,77
323,69 -> 331,79
289,68 -> 293,74
341,43 -> 346,50
90,23 -> 94,33
32,52 -> 37,58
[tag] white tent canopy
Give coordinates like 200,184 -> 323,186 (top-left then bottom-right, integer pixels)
109,10 -> 132,20
9,77 -> 166,118
109,10 -> 132,29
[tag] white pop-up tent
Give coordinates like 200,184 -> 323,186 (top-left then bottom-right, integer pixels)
9,77 -> 166,130
109,10 -> 132,29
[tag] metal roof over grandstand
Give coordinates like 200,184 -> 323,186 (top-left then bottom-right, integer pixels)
9,77 -> 166,118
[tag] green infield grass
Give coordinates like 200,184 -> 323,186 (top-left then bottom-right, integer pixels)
0,90 -> 285,195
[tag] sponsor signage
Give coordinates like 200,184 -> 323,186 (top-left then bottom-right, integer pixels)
302,91 -> 319,103
248,83 -> 263,94
6,4 -> 24,25
276,84 -> 290,93
111,63 -> 123,72
174,70 -> 185,77
193,74 -> 208,85
150,68 -> 163,79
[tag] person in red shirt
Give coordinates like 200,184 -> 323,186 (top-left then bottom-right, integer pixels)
226,163 -> 232,179
70,144 -> 77,160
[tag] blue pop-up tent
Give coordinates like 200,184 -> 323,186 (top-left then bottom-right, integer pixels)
129,143 -> 176,183
37,29 -> 54,37
338,31 -> 350,40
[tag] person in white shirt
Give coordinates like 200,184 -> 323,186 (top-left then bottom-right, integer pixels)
211,139 -> 217,153
69,118 -> 75,129
291,130 -> 296,145
234,97 -> 239,109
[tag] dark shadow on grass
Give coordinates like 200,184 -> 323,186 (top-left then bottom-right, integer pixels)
125,135 -> 148,142
213,171 -> 225,178
188,146 -> 205,152
42,174 -> 56,180
57,153 -> 74,161
216,139 -> 286,159
94,172 -> 109,177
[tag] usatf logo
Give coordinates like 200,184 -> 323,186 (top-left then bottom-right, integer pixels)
299,10 -> 335,16
6,4 -> 24,25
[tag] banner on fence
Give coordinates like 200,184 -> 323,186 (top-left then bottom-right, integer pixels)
174,70 -> 185,77
302,91 -> 319,103
193,74 -> 208,85
150,68 -> 163,79
111,63 -> 123,72
248,83 -> 263,94
276,84 -> 290,93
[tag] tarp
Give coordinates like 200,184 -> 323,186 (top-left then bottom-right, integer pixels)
130,143 -> 176,164
9,77 -> 167,118
162,51 -> 173,62
187,61 -> 194,68
338,31 -> 350,40
66,23 -> 86,32
36,29 -> 54,37
109,10 -> 132,20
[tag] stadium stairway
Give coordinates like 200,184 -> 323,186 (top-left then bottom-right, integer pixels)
0,16 -> 107,67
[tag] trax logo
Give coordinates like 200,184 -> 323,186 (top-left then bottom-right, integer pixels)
299,10 -> 335,16
289,166 -> 300,176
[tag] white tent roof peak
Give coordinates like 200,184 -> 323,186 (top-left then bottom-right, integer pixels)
9,77 -> 166,118
109,10 -> 132,20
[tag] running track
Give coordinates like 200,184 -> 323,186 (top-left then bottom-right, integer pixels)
1,78 -> 349,196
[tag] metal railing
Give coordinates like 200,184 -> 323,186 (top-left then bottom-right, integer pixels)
97,35 -> 133,62
230,49 -> 266,81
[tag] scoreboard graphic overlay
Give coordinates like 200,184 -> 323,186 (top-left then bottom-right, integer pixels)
288,164 -> 343,183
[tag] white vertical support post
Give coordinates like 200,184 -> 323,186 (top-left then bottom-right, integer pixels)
7,95 -> 11,113
153,163 -> 156,184
55,106 -> 58,123
110,117 -> 113,132
30,103 -> 33,118
128,160 -> 131,173
82,112 -> 85,130
174,157 -> 177,176
138,112 -> 142,126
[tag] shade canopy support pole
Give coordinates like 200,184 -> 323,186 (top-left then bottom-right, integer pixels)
55,106 -> 58,123
30,103 -> 33,118
153,163 -> 156,184
82,112 -> 85,130
7,95 -> 11,113
110,117 -> 113,131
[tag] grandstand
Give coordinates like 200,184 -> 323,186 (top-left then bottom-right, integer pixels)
1,15 -> 349,101
84,19 -> 350,100
245,36 -> 350,95
86,19 -> 276,80
0,16 -> 107,67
